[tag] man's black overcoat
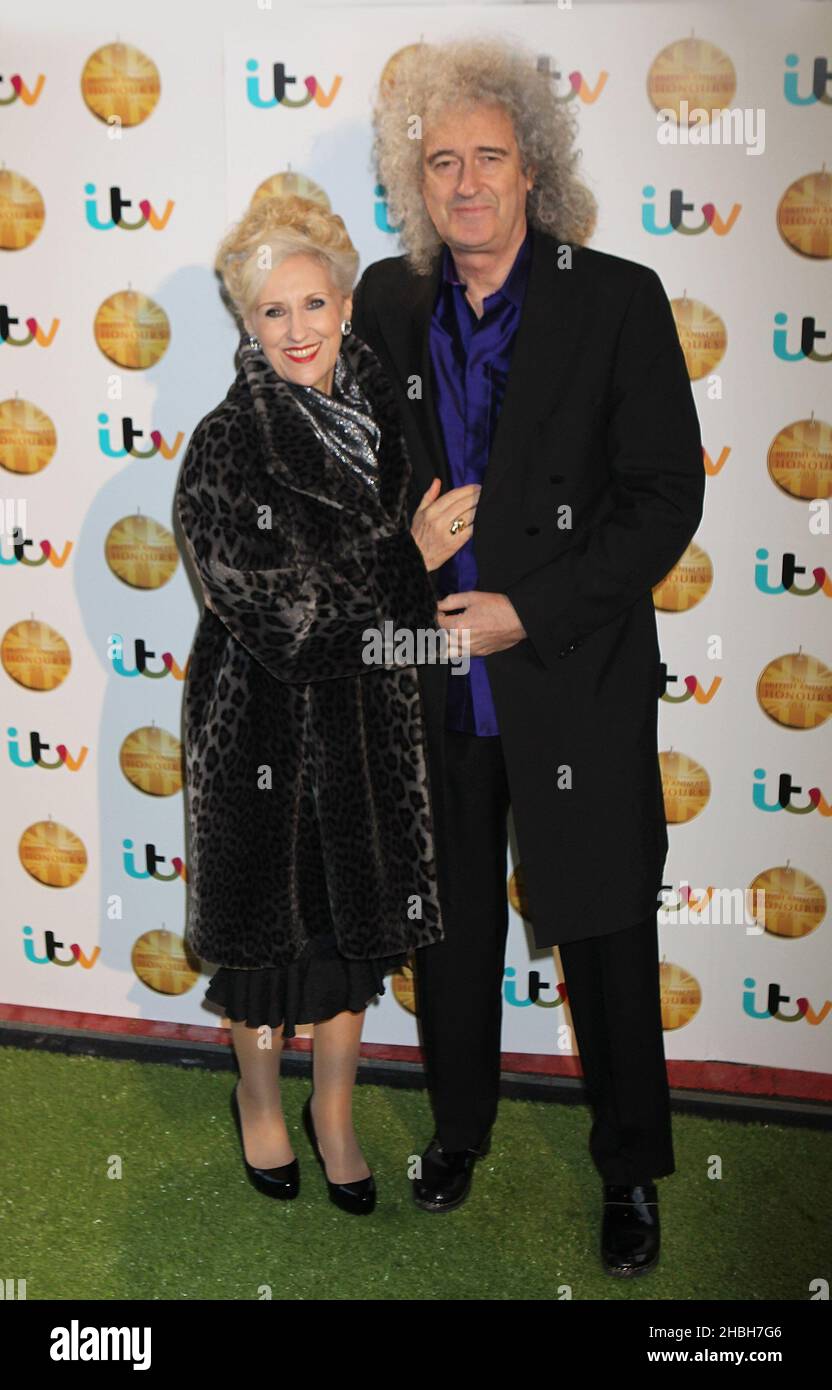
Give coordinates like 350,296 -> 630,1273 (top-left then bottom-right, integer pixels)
351,224 -> 705,947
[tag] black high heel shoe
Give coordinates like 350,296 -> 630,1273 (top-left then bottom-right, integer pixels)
302,1095 -> 376,1215
230,1081 -> 299,1200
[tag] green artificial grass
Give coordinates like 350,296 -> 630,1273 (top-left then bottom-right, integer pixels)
1,1047 -> 828,1301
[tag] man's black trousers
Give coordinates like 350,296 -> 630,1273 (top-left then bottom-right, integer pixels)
414,727 -> 676,1183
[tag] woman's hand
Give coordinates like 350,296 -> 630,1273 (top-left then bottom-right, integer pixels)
410,478 -> 481,573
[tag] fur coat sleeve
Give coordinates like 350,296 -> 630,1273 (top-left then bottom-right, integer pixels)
175,393 -> 439,685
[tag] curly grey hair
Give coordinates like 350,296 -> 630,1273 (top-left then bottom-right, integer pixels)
371,35 -> 598,274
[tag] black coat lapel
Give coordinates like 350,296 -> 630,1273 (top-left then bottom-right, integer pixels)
373,224 -> 589,507
480,227 -> 587,506
372,245 -> 450,493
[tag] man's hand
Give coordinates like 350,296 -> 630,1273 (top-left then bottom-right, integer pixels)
435,590 -> 527,656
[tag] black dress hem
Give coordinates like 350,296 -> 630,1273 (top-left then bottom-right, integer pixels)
203,930 -> 409,1039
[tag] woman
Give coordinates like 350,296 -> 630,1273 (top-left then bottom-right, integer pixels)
175,194 -> 479,1214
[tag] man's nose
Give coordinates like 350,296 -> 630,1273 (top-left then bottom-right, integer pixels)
455,160 -> 483,197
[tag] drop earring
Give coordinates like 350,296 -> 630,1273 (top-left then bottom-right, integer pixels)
340,319 -> 352,336
244,332 -> 261,352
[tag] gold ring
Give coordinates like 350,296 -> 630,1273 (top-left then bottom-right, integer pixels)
449,515 -> 467,535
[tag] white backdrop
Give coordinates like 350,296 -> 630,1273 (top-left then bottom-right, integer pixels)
2,0 -> 830,1085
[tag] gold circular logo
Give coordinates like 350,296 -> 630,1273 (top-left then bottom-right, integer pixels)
1,619 -> 71,691
120,726 -> 183,796
81,43 -> 160,127
94,290 -> 170,370
0,397 -> 57,476
251,172 -> 330,209
748,865 -> 826,939
757,651 -> 832,731
0,168 -> 45,250
507,865 -> 531,920
19,820 -> 88,888
391,960 -> 417,1014
659,750 -> 711,824
653,540 -> 712,612
647,37 -> 736,120
767,416 -> 832,501
671,297 -> 727,379
379,45 -> 428,96
776,169 -> 832,259
105,514 -> 179,589
659,960 -> 702,1030
132,929 -> 200,995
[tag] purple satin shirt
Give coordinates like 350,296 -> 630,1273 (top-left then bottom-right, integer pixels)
429,224 -> 533,735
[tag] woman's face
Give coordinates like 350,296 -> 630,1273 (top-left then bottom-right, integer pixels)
245,252 -> 352,396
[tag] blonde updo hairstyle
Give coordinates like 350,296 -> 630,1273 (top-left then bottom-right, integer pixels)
214,194 -> 360,333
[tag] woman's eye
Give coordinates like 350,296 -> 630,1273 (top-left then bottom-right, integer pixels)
265,300 -> 324,316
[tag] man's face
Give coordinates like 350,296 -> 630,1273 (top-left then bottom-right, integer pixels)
421,102 -> 534,254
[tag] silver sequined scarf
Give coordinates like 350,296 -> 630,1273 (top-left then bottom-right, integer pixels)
285,349 -> 381,496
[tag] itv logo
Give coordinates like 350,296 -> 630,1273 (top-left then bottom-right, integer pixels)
244,59 -> 341,108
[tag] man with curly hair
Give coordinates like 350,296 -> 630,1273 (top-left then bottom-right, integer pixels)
351,36 -> 704,1277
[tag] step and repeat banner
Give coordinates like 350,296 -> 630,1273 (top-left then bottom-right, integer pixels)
2,0 -> 830,1083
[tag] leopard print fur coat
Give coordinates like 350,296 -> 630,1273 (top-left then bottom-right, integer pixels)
175,335 -> 444,968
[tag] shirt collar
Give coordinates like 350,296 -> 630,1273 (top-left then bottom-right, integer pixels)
440,222 -> 532,310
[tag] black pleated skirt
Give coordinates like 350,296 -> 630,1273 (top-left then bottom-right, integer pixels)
204,929 -> 409,1039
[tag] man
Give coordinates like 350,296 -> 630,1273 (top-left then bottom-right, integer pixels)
351,38 -> 704,1277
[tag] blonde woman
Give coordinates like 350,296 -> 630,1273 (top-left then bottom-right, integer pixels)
175,195 -> 479,1214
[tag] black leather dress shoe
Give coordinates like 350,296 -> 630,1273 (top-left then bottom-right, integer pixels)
601,1181 -> 660,1276
412,1135 -> 490,1213
230,1081 -> 299,1200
